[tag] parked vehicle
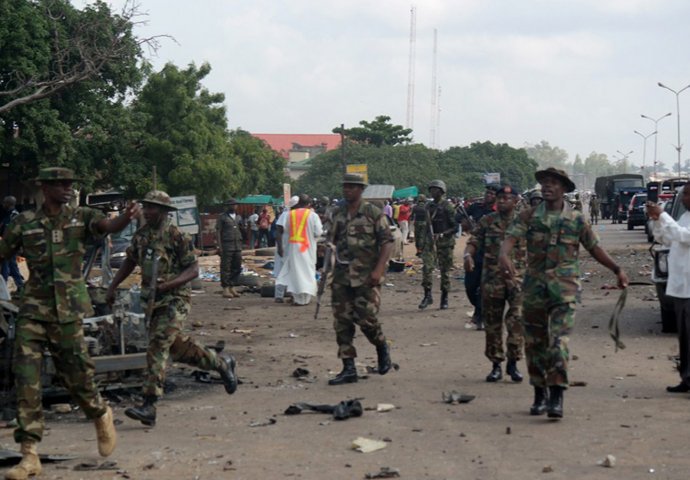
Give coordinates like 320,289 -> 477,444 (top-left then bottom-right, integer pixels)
594,174 -> 644,220
651,193 -> 684,333
626,193 -> 647,230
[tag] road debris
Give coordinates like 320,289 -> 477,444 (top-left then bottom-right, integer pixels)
598,454 -> 616,468
352,437 -> 388,453
365,466 -> 401,478
442,391 -> 476,404
376,403 -> 396,412
249,418 -> 277,427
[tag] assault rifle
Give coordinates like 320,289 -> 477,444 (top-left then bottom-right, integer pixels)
314,243 -> 334,320
456,202 -> 476,232
145,254 -> 161,325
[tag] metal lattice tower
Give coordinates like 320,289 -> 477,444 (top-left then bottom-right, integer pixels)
405,6 -> 417,133
429,28 -> 438,148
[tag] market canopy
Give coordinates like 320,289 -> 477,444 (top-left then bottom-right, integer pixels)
392,186 -> 419,199
236,195 -> 282,205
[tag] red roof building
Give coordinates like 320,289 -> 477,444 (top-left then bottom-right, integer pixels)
252,133 -> 341,179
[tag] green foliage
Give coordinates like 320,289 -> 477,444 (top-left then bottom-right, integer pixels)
229,129 -> 287,197
333,115 -> 412,147
294,141 -> 537,198
524,140 -> 569,170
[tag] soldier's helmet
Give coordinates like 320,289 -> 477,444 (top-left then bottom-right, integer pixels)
417,194 -> 427,202
320,196 -> 330,205
141,190 -> 177,211
35,167 -> 81,183
530,190 -> 543,200
428,179 -> 447,193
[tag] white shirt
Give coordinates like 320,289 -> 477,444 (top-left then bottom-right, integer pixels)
653,211 -> 690,299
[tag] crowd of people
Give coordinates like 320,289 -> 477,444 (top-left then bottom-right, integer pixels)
6,165 -> 690,480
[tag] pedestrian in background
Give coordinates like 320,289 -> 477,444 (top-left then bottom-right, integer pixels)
499,168 -> 628,419
247,208 -> 259,248
398,198 -> 411,243
1,196 -> 25,296
0,168 -> 127,479
648,184 -> 690,394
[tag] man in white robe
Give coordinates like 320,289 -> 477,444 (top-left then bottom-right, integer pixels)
274,196 -> 299,302
276,195 -> 323,305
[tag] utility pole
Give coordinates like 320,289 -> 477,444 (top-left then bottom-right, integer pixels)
429,28 -> 438,148
339,123 -> 346,174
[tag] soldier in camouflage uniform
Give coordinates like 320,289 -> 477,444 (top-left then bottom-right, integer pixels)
216,198 -> 243,298
107,191 -> 238,427
499,168 -> 628,419
418,180 -> 459,310
0,168 -> 128,479
327,174 -> 394,386
464,185 -> 526,383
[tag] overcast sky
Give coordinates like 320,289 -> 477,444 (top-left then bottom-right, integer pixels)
91,0 -> 690,169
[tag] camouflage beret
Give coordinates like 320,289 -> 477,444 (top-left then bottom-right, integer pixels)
342,173 -> 368,186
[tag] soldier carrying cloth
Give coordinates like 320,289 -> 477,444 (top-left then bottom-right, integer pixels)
107,190 -> 238,427
499,168 -> 628,419
327,173 -> 395,386
0,167 -> 135,480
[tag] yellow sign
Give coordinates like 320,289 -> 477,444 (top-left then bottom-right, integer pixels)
346,164 -> 368,184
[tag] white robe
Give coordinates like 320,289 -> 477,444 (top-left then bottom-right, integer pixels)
276,208 -> 323,305
272,211 -> 289,279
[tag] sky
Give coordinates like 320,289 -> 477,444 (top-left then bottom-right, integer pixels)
85,0 -> 690,170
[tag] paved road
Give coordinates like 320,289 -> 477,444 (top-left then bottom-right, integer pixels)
591,219 -> 651,250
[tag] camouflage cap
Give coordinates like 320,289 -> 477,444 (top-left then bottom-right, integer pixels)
35,167 -> 81,183
530,189 -> 543,200
342,173 -> 368,186
141,190 -> 177,210
535,167 -> 576,193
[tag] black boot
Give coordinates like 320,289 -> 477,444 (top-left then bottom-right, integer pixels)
506,359 -> 523,383
216,354 -> 238,394
418,288 -> 433,309
529,387 -> 548,416
376,343 -> 392,375
547,386 -> 564,419
440,290 -> 448,310
125,395 -> 157,426
328,358 -> 358,385
485,362 -> 502,382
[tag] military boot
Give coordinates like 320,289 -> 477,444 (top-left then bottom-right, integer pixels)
485,362 -> 502,382
506,359 -> 523,382
529,386 -> 548,415
5,440 -> 41,480
418,288 -> 433,310
376,343 -> 392,375
547,386 -> 564,419
217,354 -> 238,394
125,395 -> 157,426
440,290 -> 449,310
94,406 -> 117,457
328,358 -> 358,385
222,287 -> 234,298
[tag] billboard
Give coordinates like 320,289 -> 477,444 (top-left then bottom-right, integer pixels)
169,195 -> 199,235
346,164 -> 369,184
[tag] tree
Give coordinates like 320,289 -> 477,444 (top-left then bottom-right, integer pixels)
229,129 -> 287,197
524,140 -> 570,171
333,115 -> 412,147
0,0 -> 156,114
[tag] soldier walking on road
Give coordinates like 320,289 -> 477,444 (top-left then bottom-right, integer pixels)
499,168 -> 628,419
327,174 -> 394,386
216,198 -> 243,298
419,180 -> 459,310
589,194 -> 600,225
0,168 -> 126,480
107,191 -> 238,427
464,185 -> 526,383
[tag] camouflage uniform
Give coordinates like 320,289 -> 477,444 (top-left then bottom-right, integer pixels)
330,201 -> 393,359
506,202 -> 598,388
421,197 -> 458,292
128,219 -> 222,397
0,205 -> 108,442
468,211 -> 526,363
216,211 -> 243,288
411,197 -> 428,252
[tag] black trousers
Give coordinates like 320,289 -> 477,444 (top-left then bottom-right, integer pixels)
220,249 -> 242,287
674,297 -> 690,385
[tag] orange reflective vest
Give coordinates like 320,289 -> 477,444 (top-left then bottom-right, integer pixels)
288,208 -> 311,253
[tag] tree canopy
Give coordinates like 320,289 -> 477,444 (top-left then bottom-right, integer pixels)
333,115 -> 412,147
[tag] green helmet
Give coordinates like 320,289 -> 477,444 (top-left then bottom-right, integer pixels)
529,190 -> 543,200
141,190 -> 177,210
428,179 -> 446,193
